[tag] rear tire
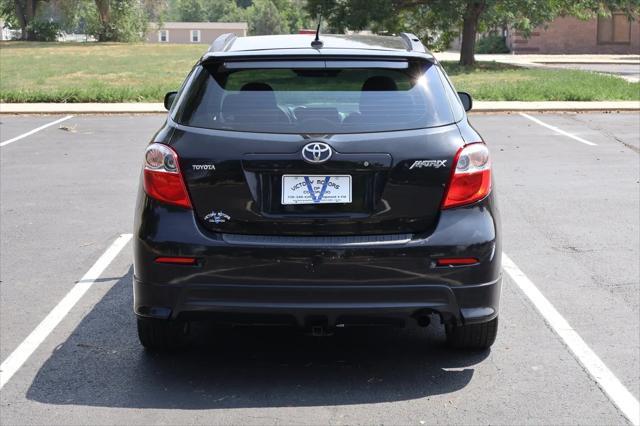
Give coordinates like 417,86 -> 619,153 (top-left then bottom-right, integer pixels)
446,316 -> 498,350
137,317 -> 188,351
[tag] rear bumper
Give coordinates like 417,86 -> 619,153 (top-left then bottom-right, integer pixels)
133,193 -> 502,327
134,276 -> 501,326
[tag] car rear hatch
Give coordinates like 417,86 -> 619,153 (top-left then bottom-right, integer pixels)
170,57 -> 463,236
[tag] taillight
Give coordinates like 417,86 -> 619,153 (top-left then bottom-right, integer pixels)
143,143 -> 192,209
442,143 -> 491,209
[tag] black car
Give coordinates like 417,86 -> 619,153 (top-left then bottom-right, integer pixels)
134,32 -> 501,351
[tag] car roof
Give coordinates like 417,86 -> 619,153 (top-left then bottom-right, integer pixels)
202,33 -> 435,61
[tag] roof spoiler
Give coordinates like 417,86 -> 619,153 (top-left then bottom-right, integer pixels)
399,33 -> 426,53
209,33 -> 238,53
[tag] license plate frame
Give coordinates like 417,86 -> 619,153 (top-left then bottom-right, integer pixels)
281,175 -> 352,205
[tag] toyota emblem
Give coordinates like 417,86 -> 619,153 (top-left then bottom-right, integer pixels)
301,142 -> 332,164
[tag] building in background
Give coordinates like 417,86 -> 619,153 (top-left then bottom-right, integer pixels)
507,14 -> 639,54
145,22 -> 248,44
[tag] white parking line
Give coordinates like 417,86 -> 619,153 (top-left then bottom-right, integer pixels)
503,252 -> 639,426
519,113 -> 597,146
0,115 -> 74,147
0,234 -> 132,390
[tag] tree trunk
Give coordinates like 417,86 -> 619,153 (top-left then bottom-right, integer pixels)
95,0 -> 110,24
14,0 -> 28,40
459,0 -> 486,66
13,0 -> 39,40
24,0 -> 35,40
94,0 -> 111,41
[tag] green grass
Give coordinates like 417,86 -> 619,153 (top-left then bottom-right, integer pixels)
441,61 -> 640,101
1,41 -> 638,102
0,41 -> 204,102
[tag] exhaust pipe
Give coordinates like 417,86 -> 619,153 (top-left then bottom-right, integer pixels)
306,317 -> 333,336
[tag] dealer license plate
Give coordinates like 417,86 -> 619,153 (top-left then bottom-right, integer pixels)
281,175 -> 352,205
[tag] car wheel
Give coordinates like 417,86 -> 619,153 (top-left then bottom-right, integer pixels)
136,317 -> 188,351
445,316 -> 498,350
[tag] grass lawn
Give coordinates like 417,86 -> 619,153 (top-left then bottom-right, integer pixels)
0,42 -> 204,102
1,41 -> 638,102
442,61 -> 640,101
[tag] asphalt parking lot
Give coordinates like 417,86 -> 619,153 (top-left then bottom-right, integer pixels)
0,111 -> 638,425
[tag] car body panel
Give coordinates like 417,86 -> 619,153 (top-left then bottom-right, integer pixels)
201,34 -> 435,60
133,191 -> 501,326
170,121 -> 463,236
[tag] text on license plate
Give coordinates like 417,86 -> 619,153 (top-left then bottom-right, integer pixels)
281,175 -> 352,205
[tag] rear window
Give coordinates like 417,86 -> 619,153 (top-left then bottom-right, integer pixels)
174,60 -> 456,134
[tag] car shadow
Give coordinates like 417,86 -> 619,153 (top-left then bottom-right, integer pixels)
26,266 -> 489,409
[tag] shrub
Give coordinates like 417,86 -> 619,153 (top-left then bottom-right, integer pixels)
476,34 -> 510,54
27,21 -> 62,42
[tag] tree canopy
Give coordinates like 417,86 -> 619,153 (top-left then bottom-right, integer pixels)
306,0 -> 640,65
172,0 -> 311,34
1,0 -> 51,39
1,0 -> 311,41
2,0 -> 637,51
0,0 -> 148,40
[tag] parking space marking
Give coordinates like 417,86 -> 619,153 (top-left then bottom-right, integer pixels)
503,252 -> 639,426
519,113 -> 598,146
0,233 -> 132,389
0,115 -> 74,147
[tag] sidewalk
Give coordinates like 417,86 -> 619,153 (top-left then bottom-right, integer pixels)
435,52 -> 640,82
1,101 -> 639,114
435,52 -> 640,65
0,103 -> 166,114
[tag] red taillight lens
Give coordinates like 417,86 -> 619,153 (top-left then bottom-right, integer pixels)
436,257 -> 479,266
442,143 -> 491,209
143,143 -> 192,209
155,256 -> 197,265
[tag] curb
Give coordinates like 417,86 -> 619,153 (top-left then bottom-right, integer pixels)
1,101 -> 639,114
533,61 -> 640,65
472,101 -> 640,112
0,103 -> 166,114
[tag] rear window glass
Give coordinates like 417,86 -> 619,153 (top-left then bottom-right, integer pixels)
174,60 -> 455,134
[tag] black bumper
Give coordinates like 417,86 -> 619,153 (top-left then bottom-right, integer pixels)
133,194 -> 502,327
134,276 -> 501,326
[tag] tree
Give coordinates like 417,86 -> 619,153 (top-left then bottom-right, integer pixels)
176,0 -> 204,21
204,0 -> 246,22
142,0 -> 169,21
452,0 -> 564,65
306,0 -> 640,66
89,0 -> 147,41
453,0 -> 640,65
54,0 -> 88,33
161,0 -> 307,33
272,0 -> 310,31
0,0 -> 48,39
248,0 -> 285,34
1,0 -> 94,40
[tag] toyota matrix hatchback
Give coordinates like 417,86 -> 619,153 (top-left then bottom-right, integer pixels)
134,33 -> 501,351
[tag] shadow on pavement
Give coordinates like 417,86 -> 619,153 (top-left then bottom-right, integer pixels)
27,267 -> 488,409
